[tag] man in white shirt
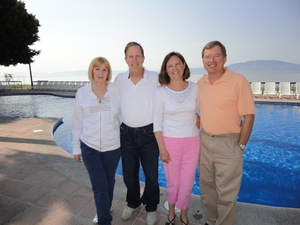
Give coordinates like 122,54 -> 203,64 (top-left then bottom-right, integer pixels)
114,42 -> 160,225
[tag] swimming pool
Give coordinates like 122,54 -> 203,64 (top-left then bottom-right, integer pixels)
0,94 -> 299,208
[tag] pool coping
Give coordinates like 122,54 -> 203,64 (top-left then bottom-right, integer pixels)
1,88 -> 300,104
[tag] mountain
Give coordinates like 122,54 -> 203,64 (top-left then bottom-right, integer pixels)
228,60 -> 300,73
189,60 -> 300,82
5,60 -> 300,84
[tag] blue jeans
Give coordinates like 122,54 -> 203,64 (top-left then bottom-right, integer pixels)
81,141 -> 121,225
120,123 -> 160,212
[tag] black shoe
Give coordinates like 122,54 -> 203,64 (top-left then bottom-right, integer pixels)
180,217 -> 189,225
165,215 -> 176,225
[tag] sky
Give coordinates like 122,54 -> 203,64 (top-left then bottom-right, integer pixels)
1,0 -> 300,78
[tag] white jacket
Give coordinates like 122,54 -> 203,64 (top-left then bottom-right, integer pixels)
72,82 -> 121,155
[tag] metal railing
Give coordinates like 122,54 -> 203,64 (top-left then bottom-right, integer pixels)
0,81 -> 23,89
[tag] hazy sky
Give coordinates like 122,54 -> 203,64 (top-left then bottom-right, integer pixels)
1,0 -> 300,75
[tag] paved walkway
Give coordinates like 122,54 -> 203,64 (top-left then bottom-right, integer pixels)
0,89 -> 300,225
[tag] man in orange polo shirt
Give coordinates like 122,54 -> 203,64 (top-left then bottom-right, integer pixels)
198,41 -> 255,225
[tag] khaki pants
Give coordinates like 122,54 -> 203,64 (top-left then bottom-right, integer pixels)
199,130 -> 243,225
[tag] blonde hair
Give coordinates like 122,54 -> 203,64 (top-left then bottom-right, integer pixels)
88,57 -> 112,82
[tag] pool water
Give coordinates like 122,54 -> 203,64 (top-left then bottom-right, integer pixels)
0,95 -> 299,208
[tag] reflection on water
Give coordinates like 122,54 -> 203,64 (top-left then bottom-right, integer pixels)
0,95 -> 299,208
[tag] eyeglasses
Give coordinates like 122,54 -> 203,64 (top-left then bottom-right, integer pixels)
126,55 -> 143,60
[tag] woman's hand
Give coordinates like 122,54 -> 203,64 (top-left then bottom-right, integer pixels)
154,131 -> 171,163
160,150 -> 171,164
74,154 -> 82,163
196,114 -> 201,129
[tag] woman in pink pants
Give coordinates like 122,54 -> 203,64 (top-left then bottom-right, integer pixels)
153,52 -> 200,225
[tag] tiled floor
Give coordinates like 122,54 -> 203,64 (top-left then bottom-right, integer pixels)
0,117 -> 206,225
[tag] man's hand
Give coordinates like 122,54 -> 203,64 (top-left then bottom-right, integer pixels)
74,154 -> 82,163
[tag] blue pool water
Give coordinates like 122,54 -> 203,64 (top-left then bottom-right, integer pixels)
0,94 -> 299,208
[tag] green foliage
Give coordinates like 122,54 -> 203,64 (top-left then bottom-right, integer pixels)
291,87 -> 296,93
0,0 -> 40,66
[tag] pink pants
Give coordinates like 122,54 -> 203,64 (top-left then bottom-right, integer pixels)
163,135 -> 200,210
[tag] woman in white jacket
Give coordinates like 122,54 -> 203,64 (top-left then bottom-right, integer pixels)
72,57 -> 121,225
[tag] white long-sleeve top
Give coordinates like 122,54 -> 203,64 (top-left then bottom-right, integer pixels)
114,67 -> 159,127
72,82 -> 121,155
153,81 -> 199,138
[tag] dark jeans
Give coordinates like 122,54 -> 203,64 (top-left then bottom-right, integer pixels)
81,141 -> 121,225
120,123 -> 160,212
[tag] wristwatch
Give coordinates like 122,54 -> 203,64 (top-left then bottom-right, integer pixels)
239,144 -> 246,150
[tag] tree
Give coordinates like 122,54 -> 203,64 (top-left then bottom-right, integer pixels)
0,0 -> 40,87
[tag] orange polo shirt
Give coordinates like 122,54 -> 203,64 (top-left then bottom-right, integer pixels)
197,68 -> 255,135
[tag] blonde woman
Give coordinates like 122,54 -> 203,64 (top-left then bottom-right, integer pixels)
72,57 -> 121,225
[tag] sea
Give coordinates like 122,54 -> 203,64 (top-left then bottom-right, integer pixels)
7,71 -> 203,85
3,70 -> 300,85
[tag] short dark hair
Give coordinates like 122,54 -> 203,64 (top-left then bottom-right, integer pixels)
124,41 -> 144,57
201,40 -> 227,58
159,52 -> 190,85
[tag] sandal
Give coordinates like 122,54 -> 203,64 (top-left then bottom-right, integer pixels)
165,215 -> 176,225
180,217 -> 189,225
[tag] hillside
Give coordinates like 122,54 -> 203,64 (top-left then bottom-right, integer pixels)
190,60 -> 300,82
228,60 -> 300,73
4,60 -> 300,84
